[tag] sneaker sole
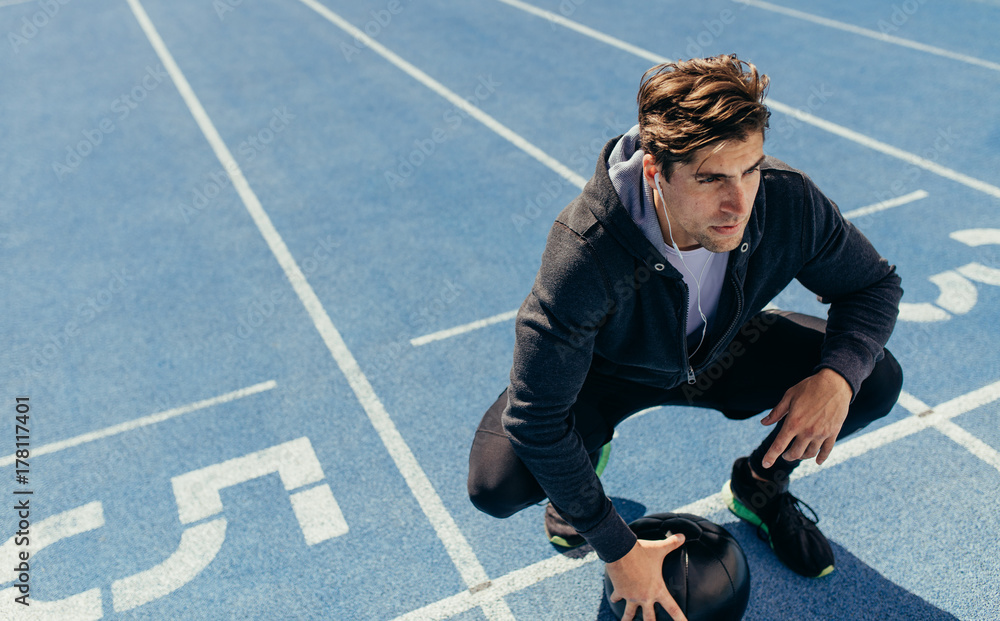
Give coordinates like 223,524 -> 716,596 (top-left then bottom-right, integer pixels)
721,480 -> 835,579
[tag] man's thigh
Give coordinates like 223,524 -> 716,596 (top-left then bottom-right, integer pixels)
676,311 -> 827,418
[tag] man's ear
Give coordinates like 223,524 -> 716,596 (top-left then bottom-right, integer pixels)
642,153 -> 661,185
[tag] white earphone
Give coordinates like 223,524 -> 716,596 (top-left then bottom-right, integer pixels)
653,171 -> 712,357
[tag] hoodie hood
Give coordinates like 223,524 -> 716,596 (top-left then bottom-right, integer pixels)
605,125 -> 668,255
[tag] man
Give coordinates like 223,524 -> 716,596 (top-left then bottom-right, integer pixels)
468,55 -> 903,621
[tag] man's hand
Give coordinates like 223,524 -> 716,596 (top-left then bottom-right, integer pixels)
605,535 -> 688,621
760,368 -> 852,468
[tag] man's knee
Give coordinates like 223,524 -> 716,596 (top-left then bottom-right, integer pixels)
467,434 -> 545,520
467,468 -> 538,519
468,477 -> 519,519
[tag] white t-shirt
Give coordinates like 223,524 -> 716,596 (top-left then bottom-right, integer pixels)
662,243 -> 727,352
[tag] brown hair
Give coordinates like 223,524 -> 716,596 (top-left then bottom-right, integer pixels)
637,54 -> 770,180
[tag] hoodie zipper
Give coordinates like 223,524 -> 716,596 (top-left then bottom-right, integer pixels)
679,284 -> 697,385
692,270 -> 744,377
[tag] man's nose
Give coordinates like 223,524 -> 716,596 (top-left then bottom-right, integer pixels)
722,181 -> 752,216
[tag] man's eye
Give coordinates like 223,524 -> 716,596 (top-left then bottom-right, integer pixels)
698,177 -> 718,184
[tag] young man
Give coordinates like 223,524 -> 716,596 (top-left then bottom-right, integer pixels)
468,55 -> 903,621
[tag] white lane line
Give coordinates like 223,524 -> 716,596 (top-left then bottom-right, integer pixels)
296,0 -> 586,192
0,0 -> 37,7
895,390 -> 932,416
0,380 -> 277,468
411,309 -> 519,347
394,378 -> 1000,619
842,189 -> 928,219
734,0 -> 1000,73
124,0 -> 504,611
494,0 -> 1000,202
763,100 -> 1000,200
392,551 -> 599,621
933,419 -> 1000,474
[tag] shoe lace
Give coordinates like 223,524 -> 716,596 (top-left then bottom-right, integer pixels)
754,493 -> 820,542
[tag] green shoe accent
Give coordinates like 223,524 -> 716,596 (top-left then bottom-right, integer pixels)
594,442 -> 611,478
721,480 -> 835,578
547,534 -> 583,549
721,479 -> 769,535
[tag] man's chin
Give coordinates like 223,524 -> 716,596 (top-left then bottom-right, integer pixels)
700,236 -> 743,254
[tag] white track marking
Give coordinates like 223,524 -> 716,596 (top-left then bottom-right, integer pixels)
394,379 -> 1000,619
0,587 -> 103,620
496,0 -> 664,64
929,271 -> 977,315
297,0 -> 585,192
0,502 -> 106,620
170,438 -> 348,546
171,437 -> 322,521
411,309 -> 519,346
764,100 -> 1000,200
950,228 -> 1000,247
0,0 -> 38,7
124,1 -> 504,613
842,190 -> 928,219
733,0 -> 1000,73
895,390 -> 932,416
933,420 -> 1000,474
0,380 -> 276,468
111,518 -> 227,612
957,262 -> 1000,286
495,0 -> 1000,202
897,301 -> 950,322
1,502 -> 105,586
392,551 -> 599,621
289,484 -> 350,545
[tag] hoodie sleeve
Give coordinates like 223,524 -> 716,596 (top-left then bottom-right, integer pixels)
795,175 -> 903,397
503,220 -> 637,563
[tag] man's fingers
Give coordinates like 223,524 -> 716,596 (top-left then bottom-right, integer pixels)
620,600 -> 637,621
761,397 -> 789,426
663,533 -> 685,552
782,437 -> 813,462
658,597 -> 688,621
763,429 -> 794,469
643,602 -> 657,621
816,438 -> 836,465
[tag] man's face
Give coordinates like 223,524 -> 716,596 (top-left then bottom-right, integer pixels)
643,132 -> 765,253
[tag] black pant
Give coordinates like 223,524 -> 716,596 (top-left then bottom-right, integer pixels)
468,311 -> 903,519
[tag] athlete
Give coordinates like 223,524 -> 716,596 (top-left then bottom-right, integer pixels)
468,55 -> 903,621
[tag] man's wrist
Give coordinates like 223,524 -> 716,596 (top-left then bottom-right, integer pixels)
816,367 -> 851,395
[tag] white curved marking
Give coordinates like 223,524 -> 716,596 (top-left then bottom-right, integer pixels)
2,501 -> 105,586
930,271 -> 977,314
957,262 -> 1000,287
0,502 -> 106,620
0,587 -> 103,620
898,302 -> 950,322
171,437 -> 324,524
111,518 -> 226,612
289,484 -> 349,545
950,229 -> 1000,247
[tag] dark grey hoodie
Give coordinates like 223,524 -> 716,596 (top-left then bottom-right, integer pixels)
502,133 -> 902,563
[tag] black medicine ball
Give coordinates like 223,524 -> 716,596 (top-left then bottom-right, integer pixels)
603,513 -> 751,621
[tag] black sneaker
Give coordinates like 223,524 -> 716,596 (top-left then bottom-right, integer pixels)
722,457 -> 835,578
544,502 -> 586,549
544,443 -> 611,549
